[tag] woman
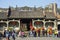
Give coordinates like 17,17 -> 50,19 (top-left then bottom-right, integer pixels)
54,29 -> 58,37
21,31 -> 25,37
18,31 -> 22,37
12,30 -> 16,40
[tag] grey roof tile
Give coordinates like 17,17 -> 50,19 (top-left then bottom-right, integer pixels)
0,12 -> 7,19
9,11 -> 44,18
45,12 -> 56,19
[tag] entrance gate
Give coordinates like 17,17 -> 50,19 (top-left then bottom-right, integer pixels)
58,25 -> 60,30
20,19 -> 32,31
57,22 -> 60,30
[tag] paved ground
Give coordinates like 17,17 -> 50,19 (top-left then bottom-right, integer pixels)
2,37 -> 60,40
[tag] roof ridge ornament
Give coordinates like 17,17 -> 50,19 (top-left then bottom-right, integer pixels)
8,6 -> 11,17
34,5 -> 36,11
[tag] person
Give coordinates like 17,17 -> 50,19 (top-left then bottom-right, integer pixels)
4,30 -> 6,37
0,32 -> 3,40
21,31 -> 25,37
54,29 -> 58,37
29,30 -> 33,37
42,27 -> 45,36
33,30 -> 36,37
12,30 -> 16,40
49,30 -> 52,37
47,26 -> 52,37
32,28 -> 37,37
38,29 -> 40,37
47,28 -> 50,37
18,31 -> 22,37
5,30 -> 9,40
45,30 -> 47,36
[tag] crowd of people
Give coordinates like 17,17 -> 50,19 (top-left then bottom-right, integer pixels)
3,30 -> 16,40
0,26 -> 59,40
18,26 -> 58,37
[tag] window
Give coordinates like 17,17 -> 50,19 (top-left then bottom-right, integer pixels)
34,21 -> 43,28
45,22 -> 54,28
9,21 -> 19,27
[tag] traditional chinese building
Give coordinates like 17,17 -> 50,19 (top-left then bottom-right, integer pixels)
0,3 -> 60,32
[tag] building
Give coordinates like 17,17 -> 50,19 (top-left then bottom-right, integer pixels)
0,3 -> 59,32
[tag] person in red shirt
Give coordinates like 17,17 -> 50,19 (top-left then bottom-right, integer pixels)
42,27 -> 45,36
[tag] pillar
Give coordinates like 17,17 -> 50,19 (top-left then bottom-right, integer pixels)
6,21 -> 9,28
54,20 -> 57,29
32,19 -> 35,28
43,20 -> 46,30
43,19 -> 45,27
18,19 -> 20,30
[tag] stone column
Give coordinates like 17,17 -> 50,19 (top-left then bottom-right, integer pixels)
32,19 -> 34,27
54,20 -> 57,29
43,20 -> 45,27
32,19 -> 37,29
18,19 -> 20,30
43,19 -> 46,30
6,21 -> 9,28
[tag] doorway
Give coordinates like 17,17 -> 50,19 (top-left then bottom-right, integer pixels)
58,25 -> 60,30
20,19 -> 32,31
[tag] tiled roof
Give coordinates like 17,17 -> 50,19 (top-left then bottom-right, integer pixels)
45,12 -> 56,19
0,10 -> 56,19
0,12 -> 7,19
9,10 -> 19,18
19,11 -> 44,18
9,11 -> 44,18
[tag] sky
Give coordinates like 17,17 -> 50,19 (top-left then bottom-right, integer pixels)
0,0 -> 60,8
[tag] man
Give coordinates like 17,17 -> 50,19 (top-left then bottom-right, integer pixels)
5,30 -> 10,40
0,32 -> 3,40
